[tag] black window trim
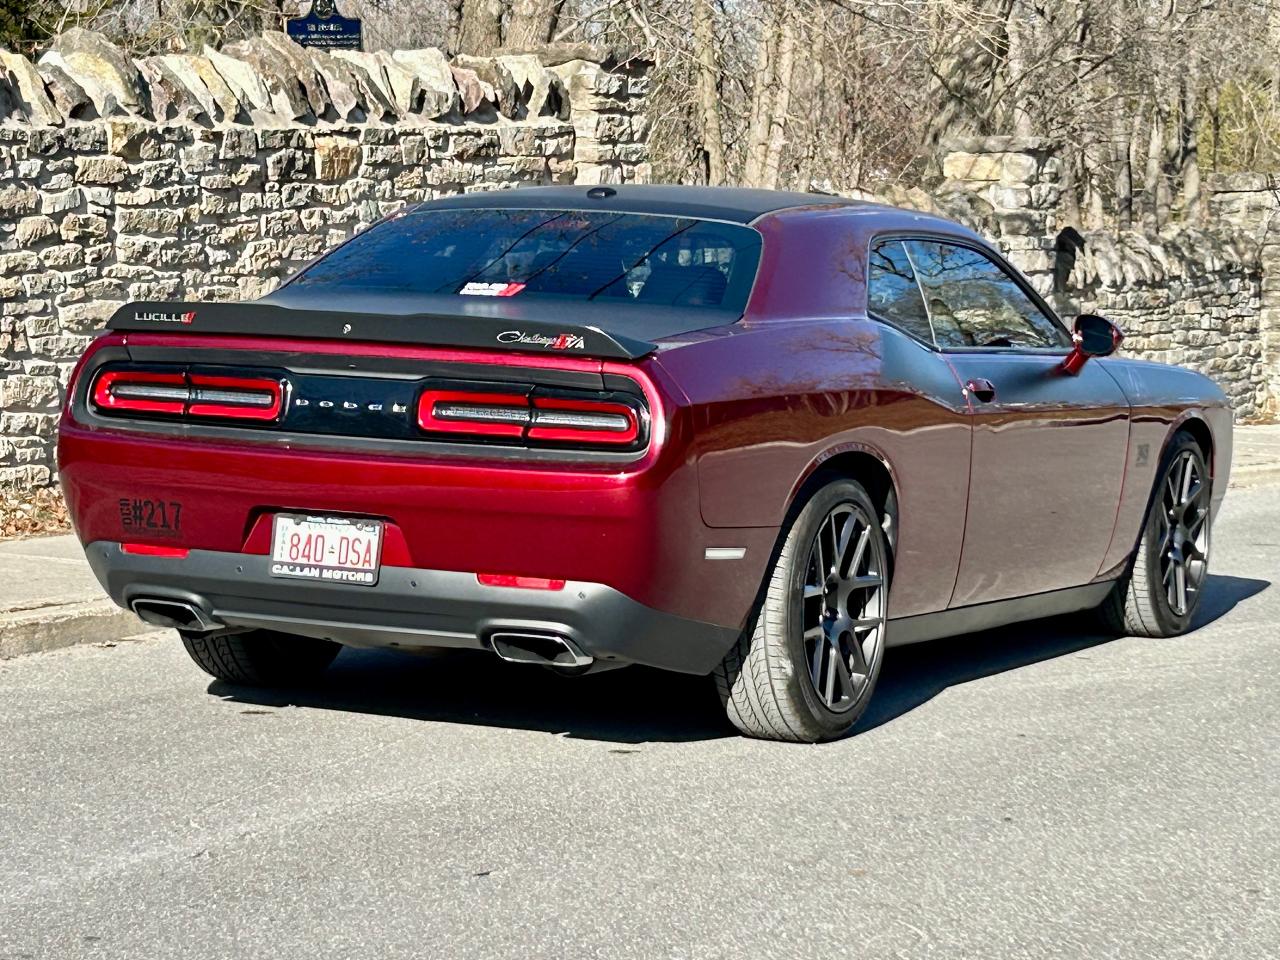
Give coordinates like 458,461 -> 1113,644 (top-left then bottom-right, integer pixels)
866,231 -> 1073,355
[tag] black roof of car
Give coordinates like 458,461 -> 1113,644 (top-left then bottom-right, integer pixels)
416,184 -> 863,225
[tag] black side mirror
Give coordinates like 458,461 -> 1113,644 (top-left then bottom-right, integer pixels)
1062,314 -> 1123,375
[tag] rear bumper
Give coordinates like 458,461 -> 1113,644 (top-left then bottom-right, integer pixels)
85,541 -> 741,675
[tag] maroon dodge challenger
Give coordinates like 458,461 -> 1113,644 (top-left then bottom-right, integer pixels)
57,185 -> 1231,742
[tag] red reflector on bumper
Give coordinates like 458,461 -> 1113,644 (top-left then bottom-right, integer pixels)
121,543 -> 190,558
476,573 -> 567,591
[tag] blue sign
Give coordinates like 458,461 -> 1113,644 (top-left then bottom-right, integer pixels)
286,0 -> 362,51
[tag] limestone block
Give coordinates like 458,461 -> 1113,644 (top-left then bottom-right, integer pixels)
134,57 -> 209,125
0,51 -> 62,126
259,32 -> 332,119
74,155 -> 127,184
15,216 -> 57,246
314,136 -> 361,181
60,213 -> 109,241
47,29 -> 147,116
449,66 -> 495,116
453,55 -> 519,118
222,37 -> 312,122
942,152 -> 1003,182
332,51 -> 399,121
309,55 -> 363,121
369,50 -> 424,114
0,185 -> 39,216
391,48 -> 458,118
204,46 -> 272,115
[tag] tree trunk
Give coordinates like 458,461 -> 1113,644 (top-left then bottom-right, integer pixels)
1143,105 -> 1167,230
1060,144 -> 1082,230
742,2 -> 780,187
1180,73 -> 1203,222
760,12 -> 798,189
1003,0 -> 1034,138
1114,129 -> 1133,232
456,0 -> 506,55
693,0 -> 726,185
506,0 -> 565,49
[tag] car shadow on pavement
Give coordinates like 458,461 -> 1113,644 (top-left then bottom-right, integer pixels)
212,573 -> 1268,744
211,647 -> 734,744
858,573 -> 1270,733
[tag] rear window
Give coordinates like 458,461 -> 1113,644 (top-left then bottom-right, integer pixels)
289,208 -> 763,312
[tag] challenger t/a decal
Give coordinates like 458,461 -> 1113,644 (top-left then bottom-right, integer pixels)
134,310 -> 195,324
497,330 -> 586,350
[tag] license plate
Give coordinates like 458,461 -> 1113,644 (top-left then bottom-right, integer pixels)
269,514 -> 383,586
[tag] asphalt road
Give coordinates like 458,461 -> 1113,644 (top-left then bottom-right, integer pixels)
3,487 -> 1278,960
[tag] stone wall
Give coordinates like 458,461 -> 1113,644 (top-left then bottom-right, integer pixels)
1210,173 -> 1280,420
0,30 -> 652,493
936,137 -> 1274,421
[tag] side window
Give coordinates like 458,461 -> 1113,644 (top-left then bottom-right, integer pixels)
905,241 -> 1069,349
867,240 -> 934,345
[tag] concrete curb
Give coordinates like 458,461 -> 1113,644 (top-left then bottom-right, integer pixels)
0,600 -> 146,660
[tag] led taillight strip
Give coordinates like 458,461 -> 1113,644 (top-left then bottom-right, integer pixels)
91,370 -> 283,422
417,390 -> 641,447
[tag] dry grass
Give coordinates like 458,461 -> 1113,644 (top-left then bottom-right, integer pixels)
0,486 -> 72,541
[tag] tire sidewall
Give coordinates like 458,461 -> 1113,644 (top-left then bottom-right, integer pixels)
780,479 -> 888,739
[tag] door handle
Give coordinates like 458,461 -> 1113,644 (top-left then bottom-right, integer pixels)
965,378 -> 997,403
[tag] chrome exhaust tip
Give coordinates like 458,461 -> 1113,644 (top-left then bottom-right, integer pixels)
489,631 -> 593,670
130,598 -> 219,633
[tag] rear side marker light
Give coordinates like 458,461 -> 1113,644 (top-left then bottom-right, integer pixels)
121,543 -> 190,558
477,573 -> 567,591
91,370 -> 283,423
417,390 -> 641,447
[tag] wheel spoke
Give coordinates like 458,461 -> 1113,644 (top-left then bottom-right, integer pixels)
834,515 -> 855,574
843,525 -> 870,579
828,513 -> 844,575
1175,561 -> 1187,614
846,633 -> 869,676
805,626 -> 824,684
833,644 -> 856,694
824,643 -> 838,704
803,584 -> 824,600
1187,509 -> 1208,536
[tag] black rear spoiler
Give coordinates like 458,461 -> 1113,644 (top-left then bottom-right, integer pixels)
106,300 -> 660,361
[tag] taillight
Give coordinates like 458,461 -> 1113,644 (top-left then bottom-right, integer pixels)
187,374 -> 283,421
92,370 -> 187,416
528,397 -> 639,445
416,387 -> 644,448
418,389 -> 530,438
91,368 -> 283,423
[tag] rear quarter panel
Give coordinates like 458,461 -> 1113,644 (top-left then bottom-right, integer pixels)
656,318 -> 973,620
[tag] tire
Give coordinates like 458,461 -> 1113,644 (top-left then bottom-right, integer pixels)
715,478 -> 890,742
1099,432 -> 1211,637
180,629 -> 341,686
